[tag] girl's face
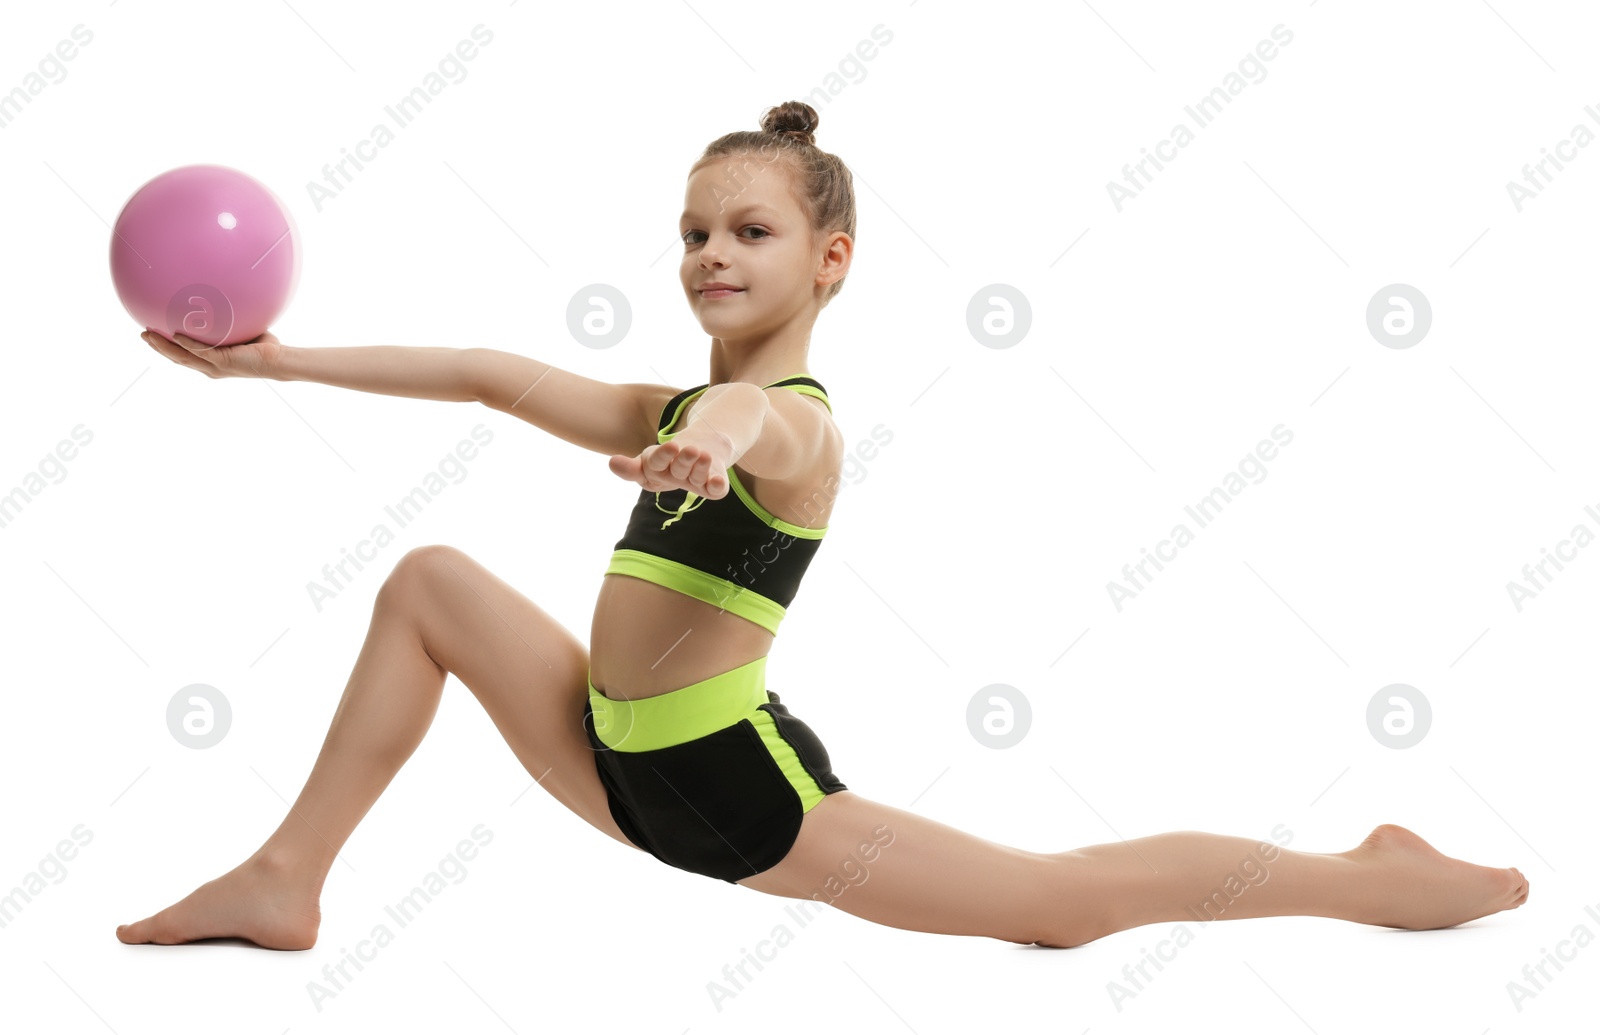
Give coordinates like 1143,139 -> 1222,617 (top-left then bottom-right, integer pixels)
679,156 -> 826,338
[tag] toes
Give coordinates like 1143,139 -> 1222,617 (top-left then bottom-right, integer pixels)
120,911 -> 183,945
1494,867 -> 1529,908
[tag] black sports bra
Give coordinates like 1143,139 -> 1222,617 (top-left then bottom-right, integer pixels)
602,376 -> 832,635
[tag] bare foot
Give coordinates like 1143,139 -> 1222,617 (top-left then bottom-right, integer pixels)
116,853 -> 321,950
1344,823 -> 1528,930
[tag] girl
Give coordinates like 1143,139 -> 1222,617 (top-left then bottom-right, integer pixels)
118,101 -> 1527,950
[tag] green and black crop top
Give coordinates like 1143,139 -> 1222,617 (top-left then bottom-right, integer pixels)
604,376 -> 831,635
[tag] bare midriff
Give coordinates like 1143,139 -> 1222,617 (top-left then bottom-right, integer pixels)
588,574 -> 775,701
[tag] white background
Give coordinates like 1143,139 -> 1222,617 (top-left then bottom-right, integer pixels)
1,0 -> 1596,1032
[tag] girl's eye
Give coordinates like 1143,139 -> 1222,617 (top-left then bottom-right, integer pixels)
682,227 -> 769,245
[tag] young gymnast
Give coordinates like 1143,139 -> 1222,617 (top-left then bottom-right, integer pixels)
119,101 -> 1528,950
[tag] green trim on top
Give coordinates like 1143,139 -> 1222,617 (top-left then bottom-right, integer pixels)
660,378 -> 832,441
659,386 -> 711,441
773,381 -> 833,413
605,549 -> 785,635
657,378 -> 831,536
727,467 -> 826,539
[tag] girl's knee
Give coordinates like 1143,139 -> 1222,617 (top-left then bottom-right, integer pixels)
379,544 -> 468,605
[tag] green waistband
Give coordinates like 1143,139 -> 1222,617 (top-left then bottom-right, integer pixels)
588,655 -> 769,752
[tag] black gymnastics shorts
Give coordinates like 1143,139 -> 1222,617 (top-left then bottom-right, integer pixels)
582,654 -> 847,884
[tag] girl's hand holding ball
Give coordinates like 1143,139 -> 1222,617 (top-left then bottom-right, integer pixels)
142,329 -> 284,380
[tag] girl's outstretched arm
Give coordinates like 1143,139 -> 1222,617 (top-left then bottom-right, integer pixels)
143,329 -> 668,459
466,347 -> 669,457
274,340 -> 479,402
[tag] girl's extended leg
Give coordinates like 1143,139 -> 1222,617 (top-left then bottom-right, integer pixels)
736,791 -> 1529,947
117,545 -> 639,949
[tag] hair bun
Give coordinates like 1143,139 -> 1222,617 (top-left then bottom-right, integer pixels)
760,101 -> 818,147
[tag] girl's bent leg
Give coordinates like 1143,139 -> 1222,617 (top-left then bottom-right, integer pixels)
738,792 -> 1529,947
117,545 -> 635,949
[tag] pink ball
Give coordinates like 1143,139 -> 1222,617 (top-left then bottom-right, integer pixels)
110,164 -> 302,347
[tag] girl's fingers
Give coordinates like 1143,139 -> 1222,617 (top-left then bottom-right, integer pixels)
672,447 -> 716,497
638,447 -> 675,489
678,443 -> 709,481
145,330 -> 193,355
173,333 -> 221,363
650,442 -> 688,478
692,451 -> 715,491
142,331 -> 199,368
674,446 -> 699,481
678,444 -> 722,495
607,454 -> 636,481
632,441 -> 726,497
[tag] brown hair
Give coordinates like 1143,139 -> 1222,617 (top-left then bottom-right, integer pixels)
690,100 -> 856,305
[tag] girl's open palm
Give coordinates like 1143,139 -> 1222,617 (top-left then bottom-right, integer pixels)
142,329 -> 283,379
